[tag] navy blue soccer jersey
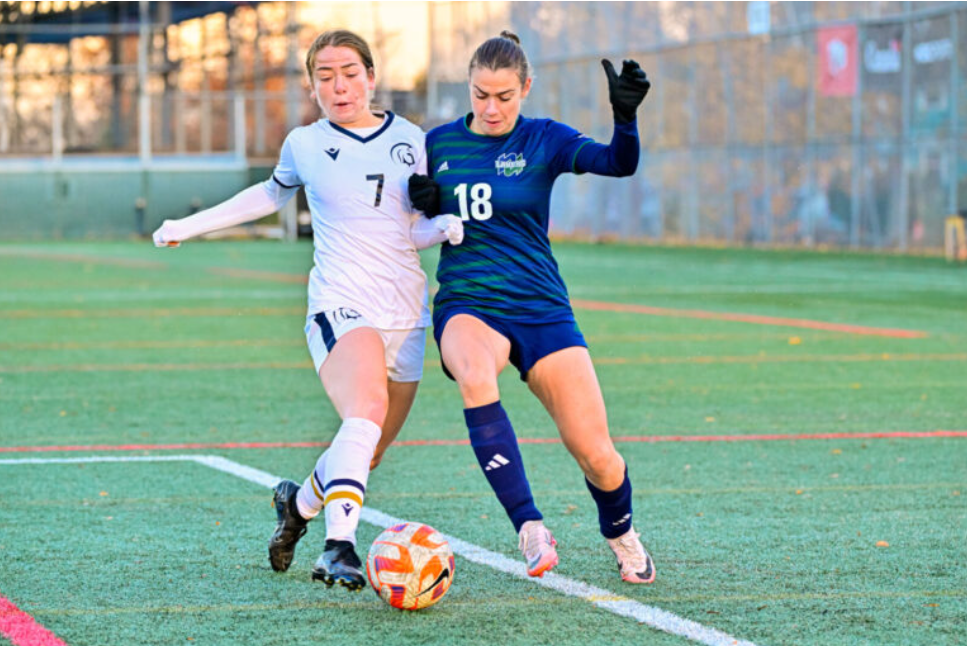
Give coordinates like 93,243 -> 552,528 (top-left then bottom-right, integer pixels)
426,114 -> 639,324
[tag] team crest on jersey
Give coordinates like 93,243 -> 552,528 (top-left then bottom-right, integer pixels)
495,152 -> 526,177
390,142 -> 416,167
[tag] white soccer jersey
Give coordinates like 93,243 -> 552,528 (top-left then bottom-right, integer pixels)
270,112 -> 430,329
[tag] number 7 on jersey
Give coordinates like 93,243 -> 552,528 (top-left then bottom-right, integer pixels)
366,173 -> 385,207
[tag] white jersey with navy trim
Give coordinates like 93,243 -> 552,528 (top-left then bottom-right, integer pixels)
270,112 -> 430,329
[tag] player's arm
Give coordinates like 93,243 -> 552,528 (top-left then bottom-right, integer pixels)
567,59 -> 651,178
406,141 -> 459,249
152,179 -> 296,247
410,213 -> 464,250
408,173 -> 441,216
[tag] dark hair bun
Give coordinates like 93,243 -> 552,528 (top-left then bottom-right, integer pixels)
499,30 -> 521,45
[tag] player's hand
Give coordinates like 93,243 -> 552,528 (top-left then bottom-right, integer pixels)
433,214 -> 464,246
602,59 -> 650,125
408,174 -> 441,216
152,220 -> 182,248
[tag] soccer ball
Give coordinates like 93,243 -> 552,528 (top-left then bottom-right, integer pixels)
366,522 -> 455,610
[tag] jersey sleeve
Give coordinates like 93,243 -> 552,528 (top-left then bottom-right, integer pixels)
415,136 -> 428,176
546,120 -> 595,178
425,128 -> 441,179
547,119 -> 639,179
406,135 -> 429,220
271,134 -> 303,189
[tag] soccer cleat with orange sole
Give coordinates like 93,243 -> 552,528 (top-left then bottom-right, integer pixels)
518,520 -> 559,577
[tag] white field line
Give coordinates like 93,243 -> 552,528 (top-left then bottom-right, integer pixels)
1,454 -> 760,646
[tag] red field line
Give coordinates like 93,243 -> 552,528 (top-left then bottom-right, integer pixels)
2,431 -> 965,454
0,248 -> 165,270
0,250 -> 929,338
199,268 -> 928,339
5,351 -> 965,374
0,594 -> 67,646
206,267 -> 308,284
571,299 -> 928,338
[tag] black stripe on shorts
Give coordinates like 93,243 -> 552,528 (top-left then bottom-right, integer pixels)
314,312 -> 337,352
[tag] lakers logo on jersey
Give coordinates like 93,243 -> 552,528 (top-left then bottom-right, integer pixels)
391,142 -> 416,167
495,152 -> 526,177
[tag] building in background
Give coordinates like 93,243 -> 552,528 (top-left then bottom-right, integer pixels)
2,1 -> 966,253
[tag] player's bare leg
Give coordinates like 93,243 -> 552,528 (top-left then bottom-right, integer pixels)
441,316 -> 556,575
527,347 -> 655,583
310,327 -> 390,590
370,380 -> 419,470
439,314 -> 510,407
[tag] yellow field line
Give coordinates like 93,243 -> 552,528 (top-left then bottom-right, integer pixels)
594,352 -> 967,365
30,597 -> 566,617
2,482 -> 957,506
0,361 -> 312,373
4,380 -> 964,402
4,352 -> 965,373
370,482 -> 965,499
584,332 -> 861,342
0,339 -> 302,351
0,307 -> 303,319
626,481 -> 966,496
617,380 -> 967,393
640,589 -> 967,604
27,589 -> 966,618
31,601 -> 377,616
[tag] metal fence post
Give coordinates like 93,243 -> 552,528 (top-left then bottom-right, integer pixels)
898,2 -> 912,251
851,22 -> 864,249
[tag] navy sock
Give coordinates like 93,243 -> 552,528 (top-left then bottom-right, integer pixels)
465,401 -> 542,533
585,466 -> 633,539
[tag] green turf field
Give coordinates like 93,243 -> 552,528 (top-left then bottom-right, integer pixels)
0,241 -> 965,646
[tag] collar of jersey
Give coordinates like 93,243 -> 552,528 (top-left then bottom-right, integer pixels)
460,113 -> 523,141
326,111 -> 395,143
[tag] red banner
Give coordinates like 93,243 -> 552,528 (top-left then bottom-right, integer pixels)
817,25 -> 858,97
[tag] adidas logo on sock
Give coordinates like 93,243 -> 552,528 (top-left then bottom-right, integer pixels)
484,453 -> 510,471
436,160 -> 449,174
612,513 -> 632,526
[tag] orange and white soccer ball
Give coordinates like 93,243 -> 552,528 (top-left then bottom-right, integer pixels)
366,522 -> 455,610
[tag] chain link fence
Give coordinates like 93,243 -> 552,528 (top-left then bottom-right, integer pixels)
2,1 -> 966,250
428,1 -> 967,252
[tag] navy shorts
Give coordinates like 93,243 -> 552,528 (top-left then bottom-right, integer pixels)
432,308 -> 587,381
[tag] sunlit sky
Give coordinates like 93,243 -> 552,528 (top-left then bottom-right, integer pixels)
298,1 -> 429,90
1,1 -> 432,90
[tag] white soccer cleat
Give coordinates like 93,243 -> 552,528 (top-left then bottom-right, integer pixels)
606,526 -> 656,584
518,519 -> 558,577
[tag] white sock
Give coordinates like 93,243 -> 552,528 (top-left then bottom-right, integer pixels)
295,449 -> 328,520
322,417 -> 382,545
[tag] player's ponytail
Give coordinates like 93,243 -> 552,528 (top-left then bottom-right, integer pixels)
469,30 -> 530,86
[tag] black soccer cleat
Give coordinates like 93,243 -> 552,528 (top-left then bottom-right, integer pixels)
268,479 -> 309,572
311,539 -> 366,591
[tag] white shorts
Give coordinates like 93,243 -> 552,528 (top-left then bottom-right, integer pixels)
305,308 -> 426,383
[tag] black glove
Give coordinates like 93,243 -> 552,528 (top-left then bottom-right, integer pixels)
602,59 -> 650,125
408,174 -> 441,216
